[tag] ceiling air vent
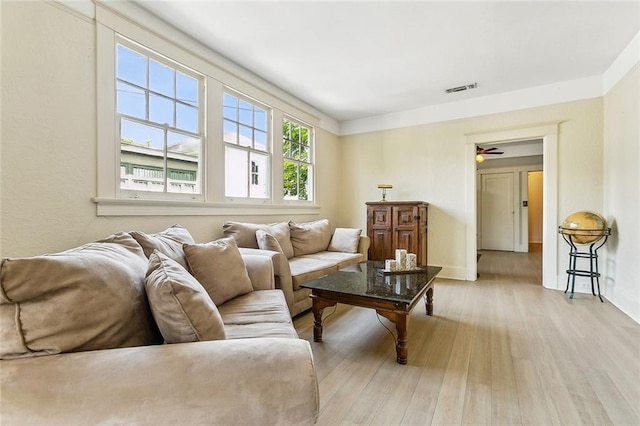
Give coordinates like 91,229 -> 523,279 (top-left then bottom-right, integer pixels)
445,82 -> 477,94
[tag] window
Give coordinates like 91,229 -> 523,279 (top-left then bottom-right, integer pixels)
282,118 -> 313,201
223,92 -> 270,199
116,40 -> 203,197
96,6 -> 321,215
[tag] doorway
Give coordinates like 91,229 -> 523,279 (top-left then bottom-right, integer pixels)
465,124 -> 559,289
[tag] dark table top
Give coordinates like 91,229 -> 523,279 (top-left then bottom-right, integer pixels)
300,261 -> 442,304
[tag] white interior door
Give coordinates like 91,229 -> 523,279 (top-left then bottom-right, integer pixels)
481,172 -> 515,251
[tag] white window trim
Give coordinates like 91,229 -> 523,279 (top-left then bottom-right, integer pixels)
222,89 -> 272,202
94,3 -> 321,216
281,115 -> 316,204
115,36 -> 206,202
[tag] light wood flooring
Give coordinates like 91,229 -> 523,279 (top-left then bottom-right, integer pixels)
293,249 -> 640,425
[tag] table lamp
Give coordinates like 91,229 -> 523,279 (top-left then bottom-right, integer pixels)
377,184 -> 393,202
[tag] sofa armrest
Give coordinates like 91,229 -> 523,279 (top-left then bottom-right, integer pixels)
357,235 -> 371,259
238,248 -> 295,309
241,253 -> 275,291
1,338 -> 319,425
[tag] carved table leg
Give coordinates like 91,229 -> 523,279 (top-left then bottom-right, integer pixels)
425,287 -> 434,316
395,313 -> 409,365
311,297 -> 337,342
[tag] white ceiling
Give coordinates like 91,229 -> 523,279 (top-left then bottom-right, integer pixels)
134,1 -> 640,122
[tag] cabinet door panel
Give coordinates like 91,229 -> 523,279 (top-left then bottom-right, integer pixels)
396,230 -> 416,253
370,207 -> 391,229
393,205 -> 419,254
370,229 -> 392,261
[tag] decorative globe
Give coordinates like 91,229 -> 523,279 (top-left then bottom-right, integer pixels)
560,211 -> 607,244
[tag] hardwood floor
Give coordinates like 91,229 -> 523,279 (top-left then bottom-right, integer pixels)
293,249 -> 640,425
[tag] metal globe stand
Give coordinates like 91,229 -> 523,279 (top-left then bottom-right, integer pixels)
558,227 -> 611,302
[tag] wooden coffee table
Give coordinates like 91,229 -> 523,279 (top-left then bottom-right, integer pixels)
300,261 -> 441,364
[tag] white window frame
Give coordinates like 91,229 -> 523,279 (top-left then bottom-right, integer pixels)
222,89 -> 272,203
115,36 -> 205,201
94,3 -> 321,216
282,116 -> 315,203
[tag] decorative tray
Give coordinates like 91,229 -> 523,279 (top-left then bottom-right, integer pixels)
377,266 -> 427,276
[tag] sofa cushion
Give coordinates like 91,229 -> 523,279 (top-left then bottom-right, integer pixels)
289,256 -> 338,290
298,251 -> 364,270
223,221 -> 294,258
222,221 -> 268,249
289,219 -> 332,256
224,323 -> 298,339
130,224 -> 195,269
145,251 -> 226,343
328,228 -> 362,253
218,290 -> 292,325
183,237 -> 253,306
256,230 -> 284,254
0,233 -> 162,359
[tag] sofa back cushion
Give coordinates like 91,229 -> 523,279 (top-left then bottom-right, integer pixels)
0,233 -> 162,359
222,221 -> 266,249
223,221 -> 294,258
145,251 -> 226,343
183,237 -> 254,306
289,219 -> 332,256
130,224 -> 195,269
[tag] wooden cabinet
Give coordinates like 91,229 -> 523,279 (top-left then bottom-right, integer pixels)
366,201 -> 429,266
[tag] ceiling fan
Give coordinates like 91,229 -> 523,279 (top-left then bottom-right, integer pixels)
475,146 -> 504,163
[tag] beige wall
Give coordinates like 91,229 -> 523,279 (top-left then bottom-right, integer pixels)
339,99 -> 604,279
0,1 -> 340,258
528,171 -> 544,244
603,65 -> 639,322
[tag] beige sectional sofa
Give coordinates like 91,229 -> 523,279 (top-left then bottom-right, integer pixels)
0,226 -> 319,425
223,219 -> 371,316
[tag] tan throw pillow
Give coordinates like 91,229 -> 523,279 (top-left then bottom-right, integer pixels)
256,230 -> 284,254
289,219 -> 332,256
183,238 -> 253,306
130,224 -> 195,269
265,222 -> 294,258
328,228 -> 363,253
0,233 -> 162,359
145,251 -> 225,343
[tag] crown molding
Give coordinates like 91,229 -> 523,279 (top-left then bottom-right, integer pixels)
603,30 -> 640,94
339,76 -> 602,136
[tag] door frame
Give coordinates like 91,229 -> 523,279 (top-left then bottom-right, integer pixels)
465,124 -> 559,289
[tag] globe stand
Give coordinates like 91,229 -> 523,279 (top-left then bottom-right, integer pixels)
558,227 -> 611,303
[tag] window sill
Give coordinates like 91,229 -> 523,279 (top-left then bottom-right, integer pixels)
92,197 -> 321,217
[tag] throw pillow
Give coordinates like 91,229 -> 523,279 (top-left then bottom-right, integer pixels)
130,224 -> 195,269
327,228 -> 363,253
256,230 -> 284,254
183,237 -> 254,306
265,222 -> 295,258
145,251 -> 225,343
0,232 -> 162,359
289,219 -> 332,256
